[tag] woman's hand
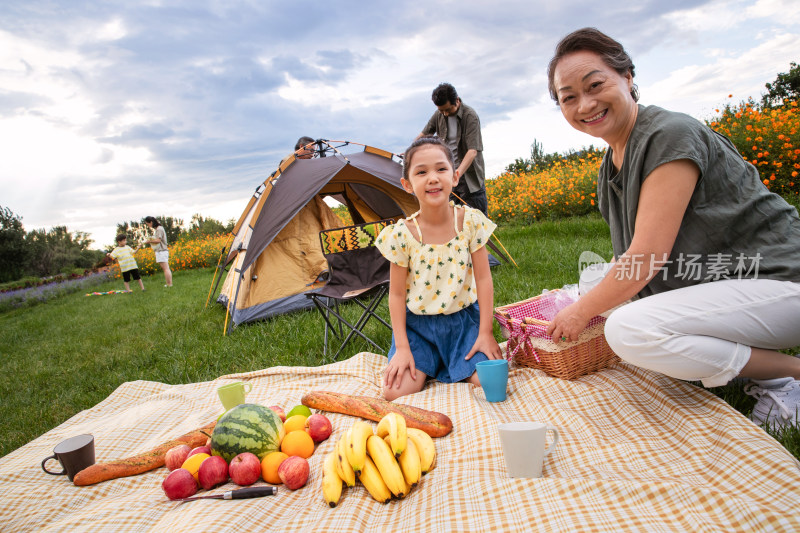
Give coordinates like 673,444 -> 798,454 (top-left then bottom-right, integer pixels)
546,302 -> 592,343
384,347 -> 416,389
466,331 -> 503,360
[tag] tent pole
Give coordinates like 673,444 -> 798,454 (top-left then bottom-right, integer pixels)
226,269 -> 245,336
205,233 -> 234,308
449,191 -> 516,267
222,263 -> 239,336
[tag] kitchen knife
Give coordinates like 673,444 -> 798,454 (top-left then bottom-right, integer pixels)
180,485 -> 277,502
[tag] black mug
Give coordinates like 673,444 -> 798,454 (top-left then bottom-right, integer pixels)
41,434 -> 95,482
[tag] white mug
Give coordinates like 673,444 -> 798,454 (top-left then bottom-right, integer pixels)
498,421 -> 560,478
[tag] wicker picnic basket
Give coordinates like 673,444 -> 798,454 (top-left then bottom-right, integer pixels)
494,290 -> 619,380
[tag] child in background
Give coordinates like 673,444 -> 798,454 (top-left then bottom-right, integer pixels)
376,137 -> 503,401
107,234 -> 145,292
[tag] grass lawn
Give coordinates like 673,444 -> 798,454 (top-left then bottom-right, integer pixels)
1,213 -> 797,459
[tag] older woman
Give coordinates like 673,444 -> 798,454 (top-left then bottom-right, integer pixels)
545,28 -> 800,428
144,216 -> 173,287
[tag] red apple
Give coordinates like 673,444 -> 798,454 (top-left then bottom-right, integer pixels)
162,468 -> 198,500
229,452 -> 262,486
305,414 -> 332,442
269,405 -> 286,422
165,444 -> 192,471
198,455 -> 229,490
187,445 -> 212,458
278,456 -> 309,490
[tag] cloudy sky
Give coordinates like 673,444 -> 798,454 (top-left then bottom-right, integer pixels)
1,0 -> 798,248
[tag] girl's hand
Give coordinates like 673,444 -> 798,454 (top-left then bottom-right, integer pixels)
546,302 -> 591,343
384,348 -> 417,389
466,332 -> 503,360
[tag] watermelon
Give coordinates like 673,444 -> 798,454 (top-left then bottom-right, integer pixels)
210,403 -> 285,462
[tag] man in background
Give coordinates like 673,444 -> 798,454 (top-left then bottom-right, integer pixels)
295,136 -> 315,159
417,83 -> 487,214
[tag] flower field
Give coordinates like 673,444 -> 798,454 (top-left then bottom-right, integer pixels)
487,152 -> 602,223
487,99 -> 798,224
110,233 -> 230,277
708,98 -> 799,197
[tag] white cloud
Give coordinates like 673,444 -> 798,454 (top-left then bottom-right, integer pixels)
746,0 -> 800,23
642,31 -> 799,116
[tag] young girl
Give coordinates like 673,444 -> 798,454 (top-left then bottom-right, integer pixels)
376,137 -> 503,401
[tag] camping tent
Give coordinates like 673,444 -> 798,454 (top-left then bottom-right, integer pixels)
215,140 -> 418,329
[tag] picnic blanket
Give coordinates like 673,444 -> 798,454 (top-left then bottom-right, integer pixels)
1,352 -> 799,532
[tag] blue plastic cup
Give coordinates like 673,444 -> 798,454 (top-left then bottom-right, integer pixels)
476,359 -> 509,402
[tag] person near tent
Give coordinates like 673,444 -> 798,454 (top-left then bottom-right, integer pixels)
107,234 -> 145,292
376,137 -> 503,401
295,136 -> 315,159
544,27 -> 800,429
417,83 -> 488,215
143,216 -> 173,288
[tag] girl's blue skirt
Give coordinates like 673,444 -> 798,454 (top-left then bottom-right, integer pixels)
388,303 -> 488,383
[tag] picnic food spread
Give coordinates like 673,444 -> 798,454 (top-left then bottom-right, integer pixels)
301,391 -> 453,437
156,402 -> 335,500
66,390 -> 444,509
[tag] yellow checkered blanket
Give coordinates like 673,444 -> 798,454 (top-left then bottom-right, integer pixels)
1,353 -> 799,532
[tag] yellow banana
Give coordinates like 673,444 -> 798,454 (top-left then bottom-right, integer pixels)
347,421 -> 373,474
322,451 -> 343,508
366,434 -> 406,498
375,414 -> 391,439
336,432 -> 356,487
396,436 -> 422,486
376,412 -> 406,457
358,456 -> 391,504
407,428 -> 436,474
398,478 -> 412,499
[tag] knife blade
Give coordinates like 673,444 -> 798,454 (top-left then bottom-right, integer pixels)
180,485 -> 277,502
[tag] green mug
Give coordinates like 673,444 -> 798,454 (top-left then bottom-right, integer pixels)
217,382 -> 253,410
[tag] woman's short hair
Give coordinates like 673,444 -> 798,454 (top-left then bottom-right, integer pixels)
402,137 -> 455,180
547,27 -> 639,104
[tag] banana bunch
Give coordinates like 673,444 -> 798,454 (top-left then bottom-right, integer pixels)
321,414 -> 437,507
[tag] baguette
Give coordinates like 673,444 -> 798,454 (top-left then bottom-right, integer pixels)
301,391 -> 452,437
73,421 -> 216,486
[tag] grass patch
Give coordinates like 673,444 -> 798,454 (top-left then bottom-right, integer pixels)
1,214 -> 796,460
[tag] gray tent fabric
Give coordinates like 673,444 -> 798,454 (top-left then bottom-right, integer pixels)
241,151 -> 405,274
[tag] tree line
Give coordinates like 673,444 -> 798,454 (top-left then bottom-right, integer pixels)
0,207 -> 234,283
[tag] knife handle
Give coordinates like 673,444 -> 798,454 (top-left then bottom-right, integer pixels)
227,486 -> 278,499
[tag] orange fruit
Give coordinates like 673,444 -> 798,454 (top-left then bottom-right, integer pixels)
283,414 -> 308,434
280,429 -> 315,458
181,453 -> 210,482
261,451 -> 289,484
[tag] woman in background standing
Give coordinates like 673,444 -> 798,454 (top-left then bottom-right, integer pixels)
144,216 -> 173,287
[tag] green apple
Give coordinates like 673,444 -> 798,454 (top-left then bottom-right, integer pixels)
286,405 -> 312,418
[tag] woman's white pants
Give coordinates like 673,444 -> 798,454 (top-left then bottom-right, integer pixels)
603,279 -> 800,387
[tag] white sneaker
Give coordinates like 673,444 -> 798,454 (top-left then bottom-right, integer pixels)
745,377 -> 800,429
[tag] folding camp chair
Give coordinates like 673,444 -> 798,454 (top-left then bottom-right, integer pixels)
307,219 -> 393,361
